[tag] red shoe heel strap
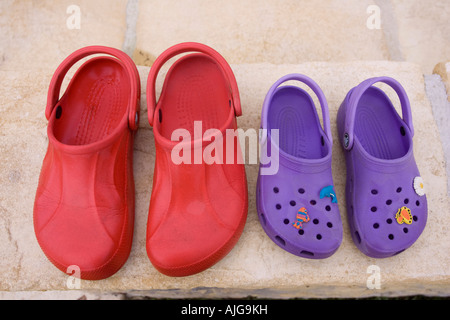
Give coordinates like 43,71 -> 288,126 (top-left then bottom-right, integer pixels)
146,42 -> 241,127
46,46 -> 140,131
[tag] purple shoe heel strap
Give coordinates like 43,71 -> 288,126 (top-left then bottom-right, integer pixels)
260,73 -> 332,145
343,76 -> 414,151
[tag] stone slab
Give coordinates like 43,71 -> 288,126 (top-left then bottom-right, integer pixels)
0,61 -> 448,298
0,0 -> 128,72
425,72 -> 450,198
134,0 -> 390,66
389,0 -> 450,74
433,61 -> 450,101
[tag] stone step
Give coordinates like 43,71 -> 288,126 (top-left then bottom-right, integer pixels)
0,61 -> 448,299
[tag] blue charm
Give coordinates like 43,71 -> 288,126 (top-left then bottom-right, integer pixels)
320,185 -> 337,203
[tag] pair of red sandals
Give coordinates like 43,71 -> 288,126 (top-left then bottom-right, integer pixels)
33,43 -> 248,280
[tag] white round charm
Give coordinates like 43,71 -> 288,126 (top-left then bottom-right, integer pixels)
413,176 -> 425,196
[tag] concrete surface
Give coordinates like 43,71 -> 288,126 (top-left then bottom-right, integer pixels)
0,0 -> 449,299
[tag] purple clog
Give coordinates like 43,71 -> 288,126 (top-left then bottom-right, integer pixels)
256,74 -> 343,259
337,77 -> 428,258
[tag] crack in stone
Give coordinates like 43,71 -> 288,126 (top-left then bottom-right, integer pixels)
122,0 -> 139,58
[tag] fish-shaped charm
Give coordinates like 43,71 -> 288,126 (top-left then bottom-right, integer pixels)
292,207 -> 310,229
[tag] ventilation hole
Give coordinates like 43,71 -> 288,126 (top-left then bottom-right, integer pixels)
404,198 -> 409,204
260,214 -> 266,226
371,206 -> 377,212
325,205 -> 331,212
400,126 -> 406,136
275,236 -> 286,246
403,227 -> 409,234
298,188 -> 305,194
273,187 -> 279,194
386,199 -> 392,205
371,189 -> 378,195
413,215 -> 418,222
158,109 -> 162,123
327,222 -> 333,228
386,218 -> 393,224
373,223 -> 380,229
290,200 -> 296,206
396,187 -> 402,193
388,234 -> 394,240
321,136 -> 325,146
300,250 -> 314,257
416,200 -> 420,206
310,200 -> 317,205
283,219 -> 290,225
298,229 -> 304,235
354,231 -> 361,244
313,219 -> 319,225
275,204 -> 282,210
316,234 -> 322,240
55,106 -> 62,119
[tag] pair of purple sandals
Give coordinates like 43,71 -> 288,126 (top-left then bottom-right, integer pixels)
256,74 -> 427,259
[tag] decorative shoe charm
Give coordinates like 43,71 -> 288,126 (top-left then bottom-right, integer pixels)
413,176 -> 426,197
319,185 -> 338,203
292,207 -> 310,230
396,206 -> 413,225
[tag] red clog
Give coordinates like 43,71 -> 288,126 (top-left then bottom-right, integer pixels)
146,43 -> 248,277
34,46 -> 140,280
